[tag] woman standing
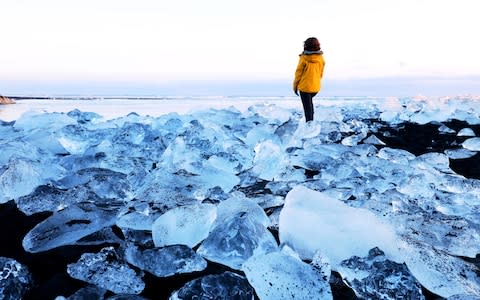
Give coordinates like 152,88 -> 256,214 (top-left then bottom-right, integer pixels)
293,37 -> 325,122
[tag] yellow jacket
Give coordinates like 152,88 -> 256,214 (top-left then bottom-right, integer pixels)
293,53 -> 325,93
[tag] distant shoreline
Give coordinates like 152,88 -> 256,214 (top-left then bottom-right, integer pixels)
2,76 -> 480,98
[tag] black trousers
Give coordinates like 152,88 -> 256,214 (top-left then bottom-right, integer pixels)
300,91 -> 317,122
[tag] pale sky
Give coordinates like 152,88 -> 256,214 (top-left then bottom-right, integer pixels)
1,0 -> 480,83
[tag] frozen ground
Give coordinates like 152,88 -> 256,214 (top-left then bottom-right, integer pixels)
1,95 -> 480,299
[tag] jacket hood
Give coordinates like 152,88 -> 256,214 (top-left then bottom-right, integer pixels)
303,50 -> 323,55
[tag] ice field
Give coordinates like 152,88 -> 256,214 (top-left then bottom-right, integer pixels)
1,95 -> 480,299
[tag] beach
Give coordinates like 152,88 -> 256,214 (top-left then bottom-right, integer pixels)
1,96 -> 480,299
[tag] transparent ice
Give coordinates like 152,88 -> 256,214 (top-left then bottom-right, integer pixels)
337,247 -> 425,300
124,243 -> 207,277
196,198 -> 278,270
463,137 -> 480,151
279,186 -> 399,265
151,203 -> 217,248
0,257 -> 32,300
458,128 -> 476,137
242,245 -> 333,300
22,202 -> 118,253
169,271 -> 254,300
0,95 -> 479,298
67,247 -> 145,295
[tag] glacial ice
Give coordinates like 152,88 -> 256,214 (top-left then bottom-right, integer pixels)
445,148 -> 477,159
116,210 -> 159,231
54,167 -> 134,200
242,246 -> 333,300
458,128 -> 476,137
1,96 -> 480,298
337,247 -> 424,300
279,186 -> 399,265
67,247 -> 145,294
0,159 -> 44,203
16,184 -> 100,216
169,271 -> 254,300
22,202 -> 118,253
13,111 -> 76,132
398,238 -> 480,297
196,200 -> 278,270
213,195 -> 270,228
463,137 -> 480,151
0,257 -> 32,300
124,244 -> 207,277
438,124 -> 456,134
151,202 -> 217,248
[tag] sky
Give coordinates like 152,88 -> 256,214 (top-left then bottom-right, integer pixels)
1,0 -> 480,96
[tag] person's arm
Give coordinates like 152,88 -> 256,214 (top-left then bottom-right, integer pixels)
293,56 -> 305,95
320,58 -> 325,78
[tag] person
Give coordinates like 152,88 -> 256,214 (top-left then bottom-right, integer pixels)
293,37 -> 325,122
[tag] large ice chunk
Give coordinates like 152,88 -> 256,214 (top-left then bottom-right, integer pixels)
462,137 -> 480,151
124,244 -> 207,277
22,202 -> 117,253
152,203 -> 217,248
16,184 -> 99,216
56,122 -> 113,156
398,239 -> 480,298
67,108 -> 103,124
0,159 -> 43,203
67,247 -> 145,294
252,140 -> 288,181
13,111 -> 76,132
279,186 -> 399,266
24,130 -> 69,155
377,147 -> 416,165
445,148 -> 477,159
242,246 -> 332,300
0,257 -> 33,300
116,210 -> 159,231
197,212 -> 277,270
337,247 -> 424,300
54,168 -> 134,201
457,128 -> 476,137
213,195 -> 270,228
169,271 -> 254,300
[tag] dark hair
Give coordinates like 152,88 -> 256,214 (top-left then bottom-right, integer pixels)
304,37 -> 320,51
